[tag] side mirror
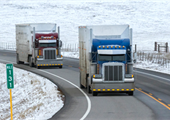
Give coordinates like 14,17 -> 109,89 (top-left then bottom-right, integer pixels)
59,40 -> 62,47
88,52 -> 91,61
32,42 -> 35,48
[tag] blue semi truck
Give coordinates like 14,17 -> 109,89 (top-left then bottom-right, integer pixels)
79,25 -> 135,96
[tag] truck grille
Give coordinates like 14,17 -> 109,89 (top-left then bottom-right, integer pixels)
44,50 -> 56,59
104,66 -> 123,81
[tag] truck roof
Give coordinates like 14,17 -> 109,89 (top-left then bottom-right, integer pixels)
15,23 -> 56,26
16,23 -> 57,32
79,25 -> 130,39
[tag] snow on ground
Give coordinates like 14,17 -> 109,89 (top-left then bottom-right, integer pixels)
62,51 -> 79,59
0,0 -> 169,119
62,51 -> 170,75
133,51 -> 170,74
134,60 -> 170,75
0,0 -> 170,73
0,0 -> 170,51
0,63 -> 64,120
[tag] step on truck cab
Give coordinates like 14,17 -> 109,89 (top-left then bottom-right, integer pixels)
79,25 -> 135,96
16,23 -> 63,69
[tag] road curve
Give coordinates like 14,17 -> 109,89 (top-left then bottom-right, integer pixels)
0,50 -> 89,120
0,50 -> 170,120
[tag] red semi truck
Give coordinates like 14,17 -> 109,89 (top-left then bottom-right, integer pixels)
16,23 -> 63,69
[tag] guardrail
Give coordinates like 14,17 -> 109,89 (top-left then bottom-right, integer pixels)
136,51 -> 170,69
0,42 -> 79,52
0,42 -> 16,51
61,43 -> 79,52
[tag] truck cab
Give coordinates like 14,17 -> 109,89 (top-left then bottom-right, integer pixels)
96,45 -> 126,73
91,39 -> 134,96
35,33 -> 63,68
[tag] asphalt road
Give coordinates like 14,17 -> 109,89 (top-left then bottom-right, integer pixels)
0,50 -> 170,120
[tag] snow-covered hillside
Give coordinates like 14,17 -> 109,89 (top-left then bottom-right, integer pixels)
0,0 -> 170,50
0,63 -> 64,120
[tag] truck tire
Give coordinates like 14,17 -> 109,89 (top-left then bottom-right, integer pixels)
59,66 -> 62,68
79,73 -> 84,88
87,85 -> 91,93
36,65 -> 40,69
80,84 -> 84,88
29,56 -> 33,67
128,91 -> 133,96
92,92 -> 98,96
87,77 -> 91,93
16,53 -> 24,64
80,83 -> 84,88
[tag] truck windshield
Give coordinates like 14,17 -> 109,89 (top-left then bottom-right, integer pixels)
98,54 -> 125,61
39,43 -> 56,47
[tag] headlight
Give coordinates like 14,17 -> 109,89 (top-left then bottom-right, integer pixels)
93,74 -> 102,78
125,74 -> 133,78
37,56 -> 43,58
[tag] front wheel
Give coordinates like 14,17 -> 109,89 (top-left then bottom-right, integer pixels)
87,78 -> 91,93
128,91 -> 134,96
79,72 -> 85,88
92,92 -> 98,96
36,65 -> 40,69
29,56 -> 33,67
16,53 -> 24,64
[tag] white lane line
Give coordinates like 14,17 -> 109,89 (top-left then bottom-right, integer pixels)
39,70 -> 91,120
0,59 -> 91,120
134,70 -> 170,82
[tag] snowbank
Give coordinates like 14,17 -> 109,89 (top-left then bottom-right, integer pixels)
62,51 -> 79,59
134,60 -> 170,75
0,63 -> 64,120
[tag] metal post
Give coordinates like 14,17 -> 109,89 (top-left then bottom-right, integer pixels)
135,44 -> 137,53
166,42 -> 168,53
10,89 -> 13,120
158,44 -> 160,53
58,26 -> 60,55
33,27 -> 35,63
134,44 -> 137,63
155,42 -> 157,51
